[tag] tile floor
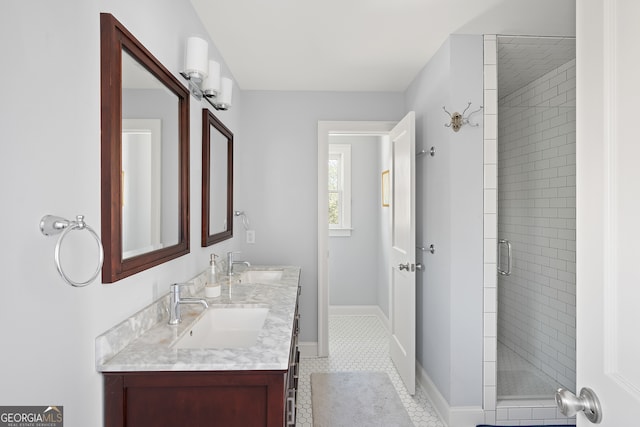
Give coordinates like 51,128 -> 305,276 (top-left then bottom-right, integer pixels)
496,341 -> 561,400
296,315 -> 445,427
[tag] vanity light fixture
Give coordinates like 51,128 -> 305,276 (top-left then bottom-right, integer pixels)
183,36 -> 209,82
216,77 -> 233,110
202,59 -> 220,97
180,36 -> 233,111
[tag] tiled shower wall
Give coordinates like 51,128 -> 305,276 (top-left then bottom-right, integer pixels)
482,34 -> 499,424
497,58 -> 576,391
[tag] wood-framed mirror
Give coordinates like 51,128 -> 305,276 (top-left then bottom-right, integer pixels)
202,108 -> 233,246
100,13 -> 190,283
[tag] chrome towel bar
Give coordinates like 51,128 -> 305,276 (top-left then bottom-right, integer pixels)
40,214 -> 104,287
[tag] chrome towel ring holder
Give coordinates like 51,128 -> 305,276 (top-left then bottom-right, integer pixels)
40,214 -> 104,287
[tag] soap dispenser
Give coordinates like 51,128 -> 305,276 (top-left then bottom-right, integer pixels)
205,253 -> 221,298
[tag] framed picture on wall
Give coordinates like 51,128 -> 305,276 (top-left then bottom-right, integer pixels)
381,170 -> 390,207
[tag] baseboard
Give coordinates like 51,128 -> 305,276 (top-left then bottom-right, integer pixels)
416,362 -> 484,427
416,363 -> 449,425
329,305 -> 389,331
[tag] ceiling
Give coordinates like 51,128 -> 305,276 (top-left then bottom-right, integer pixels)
190,0 -> 575,92
498,36 -> 576,98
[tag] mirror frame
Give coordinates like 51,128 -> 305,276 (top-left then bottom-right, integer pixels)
201,108 -> 234,246
100,13 -> 190,283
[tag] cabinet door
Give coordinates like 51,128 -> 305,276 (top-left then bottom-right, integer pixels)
104,371 -> 287,427
126,384 -> 267,426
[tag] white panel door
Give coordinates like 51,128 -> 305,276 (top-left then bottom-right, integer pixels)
389,111 -> 416,395
574,0 -> 640,424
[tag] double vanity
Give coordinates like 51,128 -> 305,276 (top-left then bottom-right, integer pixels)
97,13 -> 299,426
97,266 -> 301,426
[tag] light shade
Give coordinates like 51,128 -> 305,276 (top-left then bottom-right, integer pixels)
184,37 -> 208,82
216,77 -> 233,110
202,60 -> 221,97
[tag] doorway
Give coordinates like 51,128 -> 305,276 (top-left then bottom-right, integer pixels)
316,121 -> 395,357
318,113 -> 418,395
327,134 -> 390,319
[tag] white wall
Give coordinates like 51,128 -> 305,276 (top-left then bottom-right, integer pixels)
0,1 -> 488,423
233,91 -> 404,341
328,135 -> 383,307
0,1 -> 242,425
378,136 -> 392,317
405,35 -> 484,407
498,58 -> 577,391
408,38 -> 453,402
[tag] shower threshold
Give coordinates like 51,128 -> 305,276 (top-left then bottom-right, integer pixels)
497,397 -> 556,407
497,342 -> 565,400
495,397 -> 575,425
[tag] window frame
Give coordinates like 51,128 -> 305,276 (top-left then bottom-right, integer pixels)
328,143 -> 352,237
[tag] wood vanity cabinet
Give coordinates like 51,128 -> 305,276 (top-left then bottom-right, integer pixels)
103,287 -> 301,427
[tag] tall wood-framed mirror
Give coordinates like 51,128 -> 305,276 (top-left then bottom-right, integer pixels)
202,108 -> 233,246
100,13 -> 190,283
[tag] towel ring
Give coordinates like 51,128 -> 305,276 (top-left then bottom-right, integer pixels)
40,214 -> 104,287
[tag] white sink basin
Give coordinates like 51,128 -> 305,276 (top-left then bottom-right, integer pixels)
237,269 -> 284,284
173,307 -> 268,349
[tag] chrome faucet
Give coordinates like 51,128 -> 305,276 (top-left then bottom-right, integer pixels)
227,251 -> 251,276
168,283 -> 208,325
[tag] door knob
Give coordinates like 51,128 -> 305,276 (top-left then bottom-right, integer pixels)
415,263 -> 424,271
398,263 -> 410,271
555,387 -> 602,424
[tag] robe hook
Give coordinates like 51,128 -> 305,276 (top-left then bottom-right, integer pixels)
443,102 -> 483,132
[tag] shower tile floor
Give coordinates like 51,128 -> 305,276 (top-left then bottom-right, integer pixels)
296,315 -> 445,427
497,341 -> 561,399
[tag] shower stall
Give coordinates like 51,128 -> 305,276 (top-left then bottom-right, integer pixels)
487,35 -> 577,424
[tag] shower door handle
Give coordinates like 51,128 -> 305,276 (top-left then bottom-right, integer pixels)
497,239 -> 512,276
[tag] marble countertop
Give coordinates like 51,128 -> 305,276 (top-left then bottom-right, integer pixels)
96,266 -> 301,373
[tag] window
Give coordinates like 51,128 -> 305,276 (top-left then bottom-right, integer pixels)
328,144 -> 351,236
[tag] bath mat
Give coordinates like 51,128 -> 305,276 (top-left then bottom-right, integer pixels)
311,371 -> 413,426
